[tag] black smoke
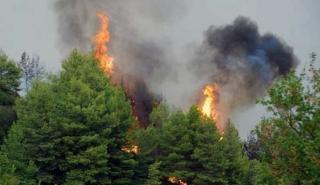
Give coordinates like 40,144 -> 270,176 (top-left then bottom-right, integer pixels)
193,16 -> 298,122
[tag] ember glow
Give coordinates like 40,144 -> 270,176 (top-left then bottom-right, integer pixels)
168,176 -> 187,185
121,145 -> 139,154
200,84 -> 222,131
94,12 -> 114,75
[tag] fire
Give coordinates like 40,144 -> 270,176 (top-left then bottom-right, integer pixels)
168,176 -> 187,185
121,145 -> 139,154
200,84 -> 224,132
94,12 -> 114,75
201,84 -> 219,122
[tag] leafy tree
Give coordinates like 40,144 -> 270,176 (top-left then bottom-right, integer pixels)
3,51 -> 136,184
0,53 -> 21,144
255,54 -> 320,184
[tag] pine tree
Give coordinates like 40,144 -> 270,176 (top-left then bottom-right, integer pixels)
188,107 -> 227,185
3,51 -> 136,184
145,161 -> 162,185
0,122 -> 38,185
135,105 -> 249,185
0,53 -> 21,144
0,153 -> 20,185
221,124 -> 249,185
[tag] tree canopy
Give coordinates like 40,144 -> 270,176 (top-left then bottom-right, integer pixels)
134,105 -> 249,185
1,51 -> 136,184
254,56 -> 320,184
1,50 -> 319,185
0,53 -> 21,144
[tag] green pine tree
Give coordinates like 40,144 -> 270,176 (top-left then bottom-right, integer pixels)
0,152 -> 20,185
221,123 -> 249,185
0,122 -> 38,185
145,161 -> 162,185
0,53 -> 21,144
135,105 -> 249,185
2,51 -> 137,184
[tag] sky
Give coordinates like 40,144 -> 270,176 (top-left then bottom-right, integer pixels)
1,0 -> 319,138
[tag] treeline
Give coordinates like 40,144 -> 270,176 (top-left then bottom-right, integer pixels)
0,51 -> 319,185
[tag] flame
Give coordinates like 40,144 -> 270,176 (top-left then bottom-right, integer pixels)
201,84 -> 219,121
168,176 -> 187,185
94,12 -> 114,75
121,145 -> 139,154
200,84 -> 223,132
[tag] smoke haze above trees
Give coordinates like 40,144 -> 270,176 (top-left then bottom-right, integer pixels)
0,1 -> 319,184
54,0 -> 298,131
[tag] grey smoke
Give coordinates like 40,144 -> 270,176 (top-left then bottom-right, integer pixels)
54,0 -> 185,125
54,0 -> 183,80
53,1 -> 298,126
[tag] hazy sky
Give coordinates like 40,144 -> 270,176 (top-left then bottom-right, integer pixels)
1,0 -> 319,138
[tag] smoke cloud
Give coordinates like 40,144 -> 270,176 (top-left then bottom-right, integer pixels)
192,16 -> 298,125
54,0 -> 185,79
53,1 -> 298,128
54,0 -> 185,126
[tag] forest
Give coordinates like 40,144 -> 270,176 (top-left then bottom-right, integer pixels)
0,50 -> 319,185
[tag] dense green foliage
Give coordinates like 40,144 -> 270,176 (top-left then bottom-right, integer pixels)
254,56 -> 320,184
1,51 -> 136,184
145,161 -> 162,185
1,50 -> 319,185
134,105 -> 249,185
0,53 -> 21,144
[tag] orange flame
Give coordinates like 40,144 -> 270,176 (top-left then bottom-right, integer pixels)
168,176 -> 187,185
94,12 -> 114,75
121,145 -> 139,154
200,84 -> 222,131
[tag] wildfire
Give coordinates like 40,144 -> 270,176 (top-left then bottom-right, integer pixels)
201,84 -> 219,121
94,12 -> 114,75
199,84 -> 225,132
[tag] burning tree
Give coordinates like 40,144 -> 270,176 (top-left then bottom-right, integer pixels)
199,84 -> 222,131
93,12 -> 156,128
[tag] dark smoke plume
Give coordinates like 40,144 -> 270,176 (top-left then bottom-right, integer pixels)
193,16 -> 298,122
